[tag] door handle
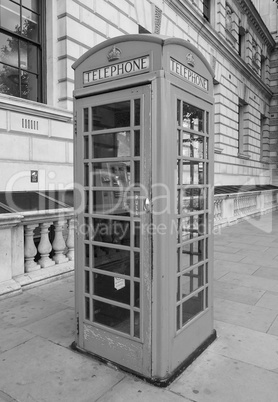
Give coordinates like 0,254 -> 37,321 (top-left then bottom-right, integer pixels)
143,197 -> 151,212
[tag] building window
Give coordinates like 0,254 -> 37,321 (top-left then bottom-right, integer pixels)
251,39 -> 261,75
238,25 -> 245,59
138,25 -> 151,34
0,0 -> 44,102
260,113 -> 268,162
238,99 -> 248,157
203,0 -> 210,22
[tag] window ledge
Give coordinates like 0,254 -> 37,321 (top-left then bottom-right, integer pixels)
0,94 -> 72,122
214,146 -> 224,154
238,152 -> 250,160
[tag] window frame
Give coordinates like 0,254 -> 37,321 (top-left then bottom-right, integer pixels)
203,0 -> 210,22
0,0 -> 45,103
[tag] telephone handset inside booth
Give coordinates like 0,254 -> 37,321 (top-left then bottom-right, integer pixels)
94,162 -> 130,215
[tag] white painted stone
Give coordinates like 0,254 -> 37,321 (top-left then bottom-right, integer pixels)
50,120 -> 73,140
10,111 -> 49,136
214,297 -> 277,332
0,133 -> 29,161
0,336 -> 125,402
213,320 -> 278,371
32,138 -> 66,163
256,291 -> 278,310
170,351 -> 278,402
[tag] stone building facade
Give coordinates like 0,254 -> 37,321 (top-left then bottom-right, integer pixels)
0,0 -> 277,196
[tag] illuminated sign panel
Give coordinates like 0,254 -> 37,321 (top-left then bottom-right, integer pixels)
83,55 -> 150,84
170,57 -> 208,91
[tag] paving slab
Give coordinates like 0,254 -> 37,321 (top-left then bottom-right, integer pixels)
0,324 -> 35,354
214,252 -> 245,262
218,271 -> 278,293
253,267 -> 278,281
0,293 -> 68,328
214,259 -> 260,275
255,291 -> 278,311
169,350 -> 278,402
214,245 -> 241,254
0,336 -> 125,402
97,377 -> 192,402
268,316 -> 278,337
213,320 -> 278,371
226,242 -> 269,252
214,281 -> 265,305
214,266 -> 230,280
23,308 -> 75,347
214,297 -> 277,333
27,276 -> 74,306
240,255 -> 278,268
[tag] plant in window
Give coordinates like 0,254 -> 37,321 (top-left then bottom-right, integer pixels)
0,19 -> 34,99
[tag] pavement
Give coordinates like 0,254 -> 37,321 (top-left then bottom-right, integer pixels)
0,210 -> 278,402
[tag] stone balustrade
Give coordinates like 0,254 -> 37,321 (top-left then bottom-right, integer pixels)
214,189 -> 278,228
22,208 -> 75,273
0,208 -> 74,295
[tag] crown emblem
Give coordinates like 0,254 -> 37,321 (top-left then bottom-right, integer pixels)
107,46 -> 121,62
186,53 -> 195,67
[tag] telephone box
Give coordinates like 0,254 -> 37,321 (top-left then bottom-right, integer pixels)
72,34 -> 216,384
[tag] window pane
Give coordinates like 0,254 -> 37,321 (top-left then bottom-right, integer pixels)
134,221 -> 140,248
134,130 -> 140,156
84,136 -> 89,158
181,265 -> 204,298
182,161 -> 204,185
134,99 -> 140,126
84,108 -> 89,132
181,214 -> 205,241
22,7 -> 39,41
182,188 -> 206,213
177,99 -> 181,125
92,101 -> 130,130
182,240 -> 204,265
93,246 -> 130,275
0,32 -> 18,67
134,311 -> 140,338
92,218 -> 130,246
21,71 -> 38,101
92,132 -> 131,158
93,299 -> 130,334
85,297 -> 90,320
85,270 -> 90,293
85,243 -> 90,267
134,161 -> 140,186
20,40 -> 38,73
92,161 -> 130,187
182,290 -> 204,325
93,273 -> 130,305
22,0 -> 39,12
0,0 -> 20,33
0,64 -> 20,96
134,251 -> 140,277
134,281 -> 140,307
182,132 -> 204,159
182,103 -> 204,132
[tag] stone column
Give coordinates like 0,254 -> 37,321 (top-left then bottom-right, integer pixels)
38,222 -> 55,268
66,218 -> 75,261
24,224 -> 40,272
52,220 -> 69,264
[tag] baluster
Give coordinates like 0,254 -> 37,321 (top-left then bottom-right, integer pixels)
66,218 -> 75,261
38,222 -> 55,268
52,220 -> 68,264
24,224 -> 40,272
